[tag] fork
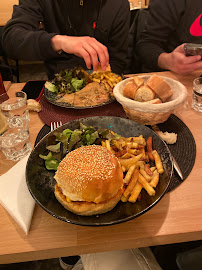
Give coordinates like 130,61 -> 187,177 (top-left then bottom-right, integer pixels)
50,121 -> 63,131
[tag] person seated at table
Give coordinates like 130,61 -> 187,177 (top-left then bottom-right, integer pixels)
2,0 -> 130,79
136,0 -> 202,74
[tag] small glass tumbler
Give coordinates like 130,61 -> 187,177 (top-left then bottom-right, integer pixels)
0,91 -> 32,161
192,77 -> 202,112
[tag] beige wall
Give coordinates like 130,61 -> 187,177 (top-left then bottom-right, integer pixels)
128,0 -> 149,8
0,0 -> 18,26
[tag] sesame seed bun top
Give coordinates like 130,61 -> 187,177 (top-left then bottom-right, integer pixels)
54,145 -> 123,203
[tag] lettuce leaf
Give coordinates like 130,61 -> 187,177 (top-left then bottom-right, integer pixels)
45,81 -> 58,93
71,78 -> 84,92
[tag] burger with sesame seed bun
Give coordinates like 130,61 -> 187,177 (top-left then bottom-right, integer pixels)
54,145 -> 124,216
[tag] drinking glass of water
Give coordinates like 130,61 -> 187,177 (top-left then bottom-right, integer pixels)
0,91 -> 32,161
192,77 -> 202,112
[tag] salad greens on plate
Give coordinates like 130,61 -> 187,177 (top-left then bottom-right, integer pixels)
39,123 -> 120,171
45,68 -> 88,94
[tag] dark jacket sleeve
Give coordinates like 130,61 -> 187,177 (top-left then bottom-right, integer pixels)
136,0 -> 185,72
108,0 -> 130,74
2,0 -> 58,61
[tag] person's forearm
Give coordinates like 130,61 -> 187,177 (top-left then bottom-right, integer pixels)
3,27 -> 57,61
51,35 -> 64,52
157,52 -> 171,70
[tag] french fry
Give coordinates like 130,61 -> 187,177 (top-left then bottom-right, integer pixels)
138,173 -> 155,196
124,164 -> 136,184
144,164 -> 153,176
126,142 -> 139,148
136,161 -> 145,169
114,149 -> 127,158
128,148 -> 138,155
123,168 -> 139,198
121,152 -> 133,159
119,153 -> 143,167
139,148 -> 146,160
92,78 -> 100,83
121,194 -> 128,202
144,152 -> 149,163
89,71 -> 122,92
150,170 -> 159,187
105,140 -> 111,152
152,150 -> 164,174
112,140 -> 123,150
126,136 -> 146,145
102,132 -> 164,204
150,166 -> 157,172
101,141 -> 106,147
128,182 -> 143,203
104,82 -> 111,90
139,168 -> 151,182
146,136 -> 155,161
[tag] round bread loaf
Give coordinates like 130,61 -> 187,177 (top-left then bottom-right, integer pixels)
54,145 -> 124,216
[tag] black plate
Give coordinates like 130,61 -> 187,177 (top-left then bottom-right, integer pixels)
43,69 -> 118,109
43,87 -> 115,109
26,116 -> 173,226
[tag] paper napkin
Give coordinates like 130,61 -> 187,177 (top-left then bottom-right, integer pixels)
0,155 -> 35,234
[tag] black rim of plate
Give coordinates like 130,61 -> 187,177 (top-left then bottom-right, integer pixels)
27,116 -> 173,226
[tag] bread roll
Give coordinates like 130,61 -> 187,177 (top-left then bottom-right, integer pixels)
144,98 -> 162,104
132,76 -> 144,88
123,80 -> 137,99
134,85 -> 155,102
146,74 -> 173,102
27,99 -> 42,112
123,76 -> 144,100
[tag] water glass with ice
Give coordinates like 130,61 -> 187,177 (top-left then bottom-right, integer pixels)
192,77 -> 202,112
0,91 -> 32,161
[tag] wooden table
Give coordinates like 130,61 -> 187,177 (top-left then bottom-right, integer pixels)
3,81 -> 12,91
0,71 -> 202,264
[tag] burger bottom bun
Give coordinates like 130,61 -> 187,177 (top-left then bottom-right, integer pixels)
55,184 -> 123,216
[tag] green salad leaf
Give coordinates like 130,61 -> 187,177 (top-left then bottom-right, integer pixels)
45,159 -> 60,171
46,142 -> 61,153
71,78 -> 85,92
48,67 -> 88,95
45,81 -> 58,93
39,123 -> 120,171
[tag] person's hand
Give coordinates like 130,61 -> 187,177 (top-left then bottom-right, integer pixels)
158,44 -> 202,74
51,35 -> 109,71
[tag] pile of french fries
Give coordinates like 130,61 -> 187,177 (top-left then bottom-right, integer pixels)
101,135 -> 164,203
88,71 -> 122,96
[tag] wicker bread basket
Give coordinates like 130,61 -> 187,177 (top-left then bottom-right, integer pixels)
113,75 -> 188,125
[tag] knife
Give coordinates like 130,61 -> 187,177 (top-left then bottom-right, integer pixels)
171,154 -> 184,180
